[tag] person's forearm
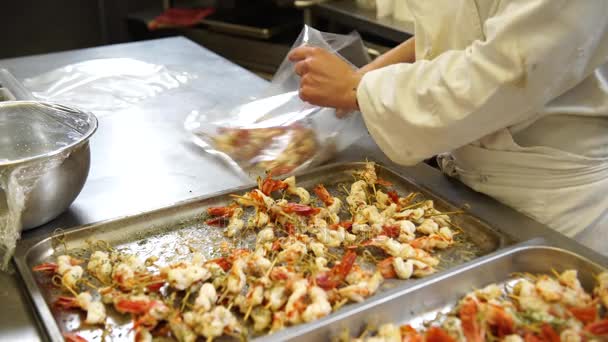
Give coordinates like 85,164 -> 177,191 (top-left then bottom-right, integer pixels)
359,37 -> 416,74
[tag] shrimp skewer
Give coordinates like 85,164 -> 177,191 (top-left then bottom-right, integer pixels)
33,255 -> 84,290
55,292 -> 106,325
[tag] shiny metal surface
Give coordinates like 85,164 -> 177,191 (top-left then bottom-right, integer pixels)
14,162 -> 511,341
269,243 -> 607,341
311,0 -> 414,42
0,101 -> 97,229
0,37 -> 606,342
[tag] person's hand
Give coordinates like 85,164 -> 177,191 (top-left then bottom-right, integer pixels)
288,46 -> 362,113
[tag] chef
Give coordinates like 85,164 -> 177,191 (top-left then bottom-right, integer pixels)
288,0 -> 608,256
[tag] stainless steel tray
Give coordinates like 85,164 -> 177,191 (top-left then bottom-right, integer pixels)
14,162 -> 512,341
270,243 -> 607,341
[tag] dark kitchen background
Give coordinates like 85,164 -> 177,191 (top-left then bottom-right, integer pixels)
0,0 -> 412,79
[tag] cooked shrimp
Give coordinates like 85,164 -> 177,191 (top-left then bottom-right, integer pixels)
270,311 -> 287,333
375,190 -> 390,209
395,220 -> 416,242
315,257 -> 330,272
194,283 -> 217,312
251,209 -> 270,229
62,265 -> 84,290
381,203 -> 398,220
558,270 -> 592,307
265,285 -> 288,312
33,255 -> 82,275
257,227 -> 275,244
301,286 -> 332,323
347,180 -> 368,210
87,251 -> 113,284
358,205 -> 384,225
394,208 -> 425,221
285,279 -> 309,324
337,271 -> 383,302
559,270 -> 584,291
359,161 -> 378,186
536,275 -> 563,302
57,255 -> 81,275
560,329 -> 582,342
376,323 -> 401,342
227,258 -> 247,294
365,236 -> 437,264
184,306 -> 240,339
161,255 -> 211,291
247,253 -> 272,276
277,239 -> 307,264
472,284 -> 503,301
251,307 -> 272,332
410,234 -> 452,251
328,197 -> 342,215
396,257 -> 435,279
55,292 -> 106,325
417,219 -> 439,235
225,207 -> 245,237
240,285 -> 264,314
284,176 -> 310,204
237,189 -> 275,209
512,279 -> 550,312
169,315 -> 197,342
502,335 -> 525,342
316,226 -> 356,247
309,241 -> 327,257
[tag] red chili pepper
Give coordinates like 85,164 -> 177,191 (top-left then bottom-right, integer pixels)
540,324 -> 560,342
207,205 -> 235,217
207,257 -> 232,272
387,190 -> 400,203
260,178 -> 288,195
316,251 -> 357,290
382,225 -> 400,238
568,305 -> 598,324
375,178 -> 393,187
425,327 -> 456,342
585,319 -> 608,336
313,184 -> 334,206
329,221 -> 353,231
145,275 -> 166,293
205,217 -> 227,226
282,203 -> 321,216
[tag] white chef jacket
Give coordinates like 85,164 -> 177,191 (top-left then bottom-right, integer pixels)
357,0 -> 608,255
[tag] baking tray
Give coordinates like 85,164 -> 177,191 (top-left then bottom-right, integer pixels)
14,162 -> 512,341
271,243 -> 607,341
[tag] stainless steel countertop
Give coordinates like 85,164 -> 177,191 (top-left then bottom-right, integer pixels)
0,36 -> 605,341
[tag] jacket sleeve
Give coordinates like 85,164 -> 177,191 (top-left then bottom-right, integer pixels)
357,0 -> 608,165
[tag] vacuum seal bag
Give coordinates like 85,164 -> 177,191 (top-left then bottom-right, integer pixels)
185,25 -> 370,180
23,58 -> 196,115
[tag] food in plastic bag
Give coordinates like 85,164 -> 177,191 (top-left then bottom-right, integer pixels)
185,25 -> 370,179
212,124 -> 318,176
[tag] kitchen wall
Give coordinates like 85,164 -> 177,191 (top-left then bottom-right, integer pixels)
0,0 -> 160,59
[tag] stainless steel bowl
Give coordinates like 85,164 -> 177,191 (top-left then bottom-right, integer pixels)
0,101 -> 98,229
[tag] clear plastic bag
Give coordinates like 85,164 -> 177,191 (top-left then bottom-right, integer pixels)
185,25 -> 370,180
23,58 -> 196,115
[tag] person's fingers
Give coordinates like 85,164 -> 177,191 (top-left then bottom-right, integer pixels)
287,46 -> 316,62
299,85 -> 312,103
335,109 -> 351,118
294,60 -> 308,76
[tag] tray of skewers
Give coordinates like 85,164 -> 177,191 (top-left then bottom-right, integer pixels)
16,161 -> 513,341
